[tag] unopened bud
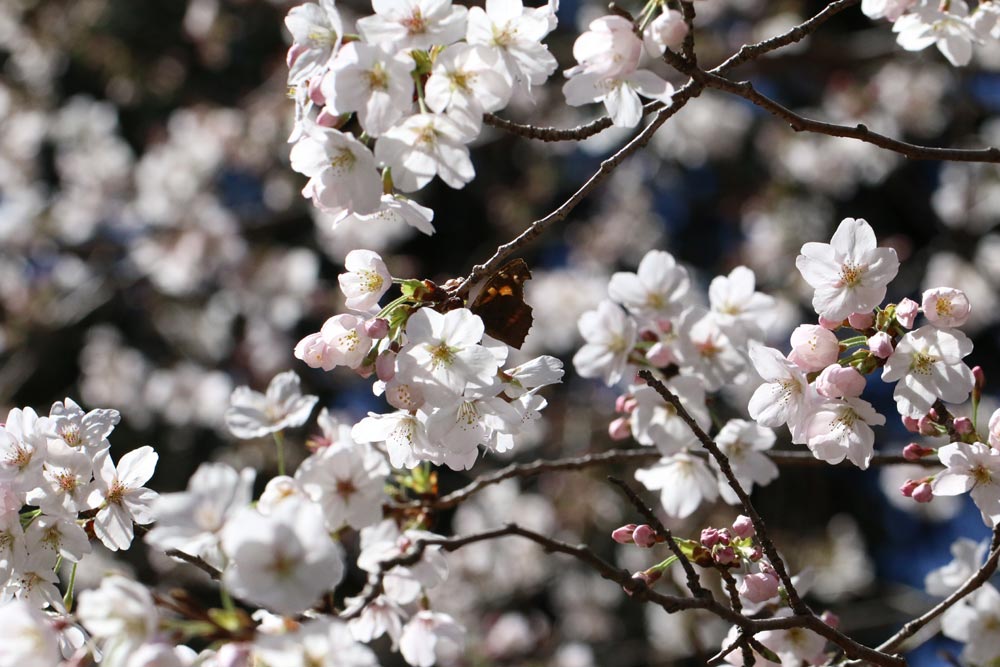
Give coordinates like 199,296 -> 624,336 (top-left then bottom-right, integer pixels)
899,479 -> 919,497
912,482 -> 934,503
818,316 -> 842,330
974,366 -> 986,401
896,298 -> 919,329
628,569 -> 662,593
354,363 -> 374,379
954,416 -> 974,435
918,415 -> 939,436
903,443 -> 933,461
820,611 -> 840,629
646,342 -> 675,367
364,318 -> 390,339
847,311 -> 875,330
615,394 -> 632,414
868,331 -> 894,359
308,76 -> 326,105
608,417 -> 631,441
611,524 -> 638,544
700,528 -> 722,548
732,515 -> 755,539
902,416 -> 920,433
632,524 -> 658,548
714,546 -> 737,565
375,350 -> 396,382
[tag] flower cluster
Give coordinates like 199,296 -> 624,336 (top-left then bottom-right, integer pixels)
573,248 -> 779,516
0,398 -> 158,654
285,0 -> 559,230
294,249 -> 564,471
861,0 -> 999,66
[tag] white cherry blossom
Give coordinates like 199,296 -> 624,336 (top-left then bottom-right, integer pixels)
673,306 -> 746,391
635,451 -> 719,518
290,126 -> 382,222
357,520 -> 449,604
608,249 -> 691,321
25,440 -> 93,516
285,0 -> 344,84
87,446 -> 158,551
881,325 -> 974,418
221,497 -> 345,614
375,113 -> 476,192
465,0 -> 558,96
144,462 -> 255,570
922,286 -> 971,328
352,410 -> 432,468
926,537 -> 989,596
629,376 -> 711,454
357,0 -> 469,50
707,265 -> 775,343
339,194 -> 436,235
893,1 -> 978,67
225,371 -> 319,439
795,217 -> 900,322
323,43 -> 415,137
747,342 -> 816,441
801,397 -> 886,469
0,408 -> 50,496
573,300 -> 637,386
942,583 -> 1000,665
46,397 -> 119,452
643,9 -> 688,56
24,513 -> 91,562
399,611 -> 466,667
76,575 -> 158,660
296,441 -> 389,529
339,249 -> 392,313
0,600 -> 61,667
295,313 -> 374,372
933,441 -> 1000,525
713,419 -> 779,504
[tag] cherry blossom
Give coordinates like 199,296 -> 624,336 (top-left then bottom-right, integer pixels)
289,126 -> 382,222
608,249 -> 691,321
465,0 -> 558,97
375,113 -> 476,192
747,343 -> 816,440
284,0 -> 343,84
881,325 -> 974,418
922,286 -> 972,328
25,513 -> 91,563
635,451 -> 719,518
795,217 -> 900,322
46,397 -> 119,452
357,0 -> 469,50
942,583 -> 1000,665
707,265 -> 775,343
399,611 -> 466,667
787,324 -> 840,373
294,313 -> 374,372
713,419 -> 779,504
25,440 -> 93,516
926,537 -> 989,596
0,600 -> 61,667
357,520 -> 449,604
893,1 -> 978,67
629,377 -> 711,454
221,497 -> 345,614
86,445 -> 159,551
643,9 -> 688,56
352,410 -> 431,468
323,43 -> 415,137
76,575 -> 158,659
339,249 -> 392,313
296,441 -> 389,529
224,371 -> 319,439
673,307 -> 746,391
933,441 -> 1000,526
340,194 -> 436,235
801,397 -> 886,469
425,44 -> 513,133
144,462 -> 256,569
573,300 -> 637,386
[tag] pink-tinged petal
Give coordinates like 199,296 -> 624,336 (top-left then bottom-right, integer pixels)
116,446 -> 158,487
627,69 -> 674,103
562,72 -> 604,107
604,82 -> 642,128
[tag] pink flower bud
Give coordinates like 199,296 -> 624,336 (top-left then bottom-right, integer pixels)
655,318 -> 673,334
820,611 -> 840,629
714,546 -> 737,565
738,572 -> 780,603
364,318 -> 390,339
895,298 -> 919,329
815,364 -> 866,398
700,527 -> 722,548
608,417 -> 631,441
645,341 -> 675,367
788,324 -> 840,372
868,331 -> 894,359
748,546 -> 763,562
818,316 -> 842,330
975,366 -> 986,391
628,569 -> 662,593
922,287 -> 971,328
316,108 -> 340,128
632,524 -> 658,548
623,397 -> 638,413
375,350 -> 397,382
354,363 -> 374,379
286,43 -> 308,68
918,415 -> 939,436
902,415 -> 920,433
912,482 -> 933,503
615,394 -> 632,414
902,443 -> 933,460
954,416 -> 974,434
732,515 -> 755,539
899,479 -> 918,497
308,76 -> 326,105
611,524 -> 638,544
847,311 -> 875,330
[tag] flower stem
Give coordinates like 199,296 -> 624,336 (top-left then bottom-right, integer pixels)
63,562 -> 78,611
273,430 -> 286,477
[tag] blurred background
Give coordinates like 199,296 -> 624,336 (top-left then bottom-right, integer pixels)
3,0 -> 1000,664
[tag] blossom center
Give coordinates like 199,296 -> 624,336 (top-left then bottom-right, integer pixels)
335,477 -> 358,499
106,479 -> 126,505
909,350 -> 937,375
971,464 -> 993,486
935,297 -> 953,317
428,342 -> 456,369
60,424 -> 82,447
402,9 -> 427,35
837,260 -> 865,288
358,269 -> 384,294
367,63 -> 389,91
330,147 -> 357,174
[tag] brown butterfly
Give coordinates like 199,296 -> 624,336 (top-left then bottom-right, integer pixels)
469,258 -> 533,349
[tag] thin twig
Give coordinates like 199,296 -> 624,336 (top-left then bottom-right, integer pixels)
703,72 -> 1000,164
711,0 -> 861,75
608,475 -> 709,598
482,102 -> 663,142
452,79 -> 702,298
876,527 -> 1000,654
164,548 -> 222,580
637,369 -> 808,616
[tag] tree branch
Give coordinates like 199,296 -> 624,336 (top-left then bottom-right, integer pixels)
452,79 -> 702,298
711,0 -> 861,75
637,369 -> 808,615
482,102 -> 664,142
703,72 -> 1000,163
876,526 -> 1000,654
